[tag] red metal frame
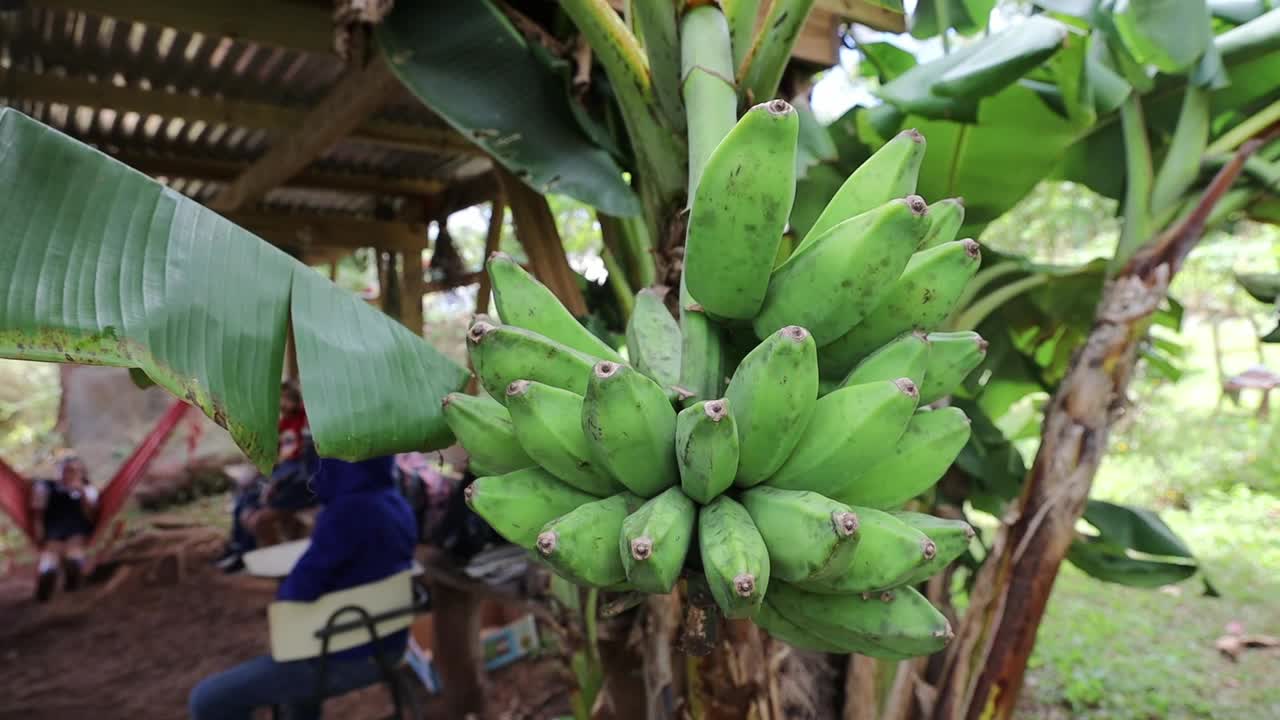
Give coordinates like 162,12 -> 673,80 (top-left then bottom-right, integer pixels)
0,398 -> 193,545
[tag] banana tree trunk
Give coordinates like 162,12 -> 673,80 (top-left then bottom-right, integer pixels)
927,128 -> 1274,720
597,584 -> 837,719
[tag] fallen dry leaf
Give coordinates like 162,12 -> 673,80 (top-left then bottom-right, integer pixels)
1214,633 -> 1279,661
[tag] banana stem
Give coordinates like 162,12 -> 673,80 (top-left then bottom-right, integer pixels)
561,0 -> 686,220
602,245 -> 637,320
737,0 -> 818,102
585,587 -> 601,664
938,0 -> 953,54
950,273 -> 1049,331
1206,96 -> 1280,155
1151,86 -> 1210,217
951,260 -> 1022,318
681,4 -> 738,198
1111,94 -> 1154,274
601,210 -> 657,289
620,212 -> 658,287
722,0 -> 763,71
633,0 -> 685,131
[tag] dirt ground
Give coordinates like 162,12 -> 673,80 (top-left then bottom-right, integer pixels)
0,542 -> 573,720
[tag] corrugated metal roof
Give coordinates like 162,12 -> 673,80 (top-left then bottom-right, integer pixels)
0,3 -> 488,219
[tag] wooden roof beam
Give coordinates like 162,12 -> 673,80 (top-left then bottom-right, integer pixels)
32,0 -> 903,60
818,1 -> 907,33
113,152 -> 447,197
28,0 -> 336,53
0,69 -> 480,157
209,55 -> 402,212
227,212 -> 427,254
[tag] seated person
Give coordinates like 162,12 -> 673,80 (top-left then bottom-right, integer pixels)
213,470 -> 266,573
248,381 -> 320,547
30,454 -> 98,602
189,455 -> 418,720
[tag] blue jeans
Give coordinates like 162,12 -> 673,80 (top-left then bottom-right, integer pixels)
188,654 -> 387,720
229,486 -> 262,553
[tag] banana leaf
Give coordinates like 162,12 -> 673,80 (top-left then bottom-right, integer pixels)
857,42 -> 918,83
1084,499 -> 1195,558
1110,0 -> 1215,74
876,17 -> 1070,121
910,0 -> 997,39
934,17 -> 1070,98
1234,271 -> 1280,303
906,85 -> 1094,234
795,104 -> 839,180
1032,0 -> 1098,16
376,0 -> 640,218
0,109 -> 470,470
1209,0 -> 1271,24
1067,539 -> 1199,587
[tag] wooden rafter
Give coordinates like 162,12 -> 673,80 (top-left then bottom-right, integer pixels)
817,0 -> 907,33
28,0 -> 336,53
114,152 -> 446,197
227,212 -> 428,253
0,70 -> 479,157
209,55 -> 402,212
33,0 -> 902,57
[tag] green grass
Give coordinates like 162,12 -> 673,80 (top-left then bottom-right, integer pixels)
1016,314 -> 1280,719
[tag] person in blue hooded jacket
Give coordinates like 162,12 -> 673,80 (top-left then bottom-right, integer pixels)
189,455 -> 417,720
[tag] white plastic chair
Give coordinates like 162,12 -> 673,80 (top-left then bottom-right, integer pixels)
257,566 -> 426,720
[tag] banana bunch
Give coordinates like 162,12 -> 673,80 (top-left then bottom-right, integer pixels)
449,102 -> 989,659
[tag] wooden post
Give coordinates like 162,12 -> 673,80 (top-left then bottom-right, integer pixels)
401,241 -> 427,336
423,549 -> 487,718
495,168 -> 589,317
475,199 -> 507,316
379,251 -> 403,322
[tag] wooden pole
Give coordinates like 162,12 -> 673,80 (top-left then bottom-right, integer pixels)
495,168 -> 589,317
475,199 -> 507,317
401,242 -> 427,336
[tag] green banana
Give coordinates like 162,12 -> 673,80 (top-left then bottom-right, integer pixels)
768,583 -> 952,658
468,320 -> 599,404
685,99 -> 799,319
626,286 -> 682,393
796,506 -> 935,594
819,239 -> 982,378
619,486 -> 697,593
536,492 -> 642,588
795,129 -> 926,255
740,487 -> 860,583
832,407 -> 972,510
918,331 -> 988,404
754,598 -> 848,653
441,392 -> 534,476
487,252 -> 623,363
892,511 -> 976,586
675,399 -> 740,504
726,326 -> 819,487
678,276 -> 727,404
699,495 -> 770,619
582,361 -> 679,497
753,197 -> 931,346
767,379 -> 920,494
919,197 -> 965,249
838,331 -> 930,388
464,467 -> 596,551
505,380 -> 624,497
